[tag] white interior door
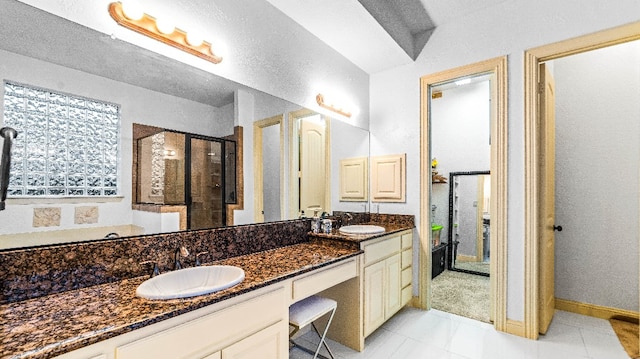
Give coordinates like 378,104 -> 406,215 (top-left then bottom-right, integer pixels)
538,62 -> 556,335
299,117 -> 326,213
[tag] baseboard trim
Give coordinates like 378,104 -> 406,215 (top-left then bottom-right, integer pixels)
505,319 -> 526,337
555,298 -> 639,321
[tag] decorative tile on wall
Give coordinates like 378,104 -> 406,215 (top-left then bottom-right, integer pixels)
33,207 -> 61,227
75,206 -> 98,224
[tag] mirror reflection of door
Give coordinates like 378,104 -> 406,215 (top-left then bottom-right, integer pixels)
299,115 -> 327,214
253,115 -> 284,223
188,136 -> 225,230
288,110 -> 331,218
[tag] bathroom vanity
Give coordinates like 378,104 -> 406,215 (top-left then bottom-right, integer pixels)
0,215 -> 414,358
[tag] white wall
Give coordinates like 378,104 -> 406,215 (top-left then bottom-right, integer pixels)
552,41 -> 640,311
0,48 -> 227,236
369,0 -> 640,321
431,81 -> 491,243
331,118 -> 370,214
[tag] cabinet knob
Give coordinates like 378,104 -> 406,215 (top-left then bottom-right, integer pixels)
553,225 -> 563,232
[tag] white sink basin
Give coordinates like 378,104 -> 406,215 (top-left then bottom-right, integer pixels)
339,225 -> 386,235
136,265 -> 245,300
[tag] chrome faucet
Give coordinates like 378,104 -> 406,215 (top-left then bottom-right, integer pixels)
174,246 -> 190,270
0,127 -> 17,211
343,212 -> 353,226
140,260 -> 160,277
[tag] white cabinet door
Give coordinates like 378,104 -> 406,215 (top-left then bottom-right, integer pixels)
222,322 -> 284,359
363,260 -> 386,336
385,253 -> 402,316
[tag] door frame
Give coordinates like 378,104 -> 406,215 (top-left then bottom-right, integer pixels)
419,56 -> 508,332
253,114 -> 284,222
523,21 -> 640,339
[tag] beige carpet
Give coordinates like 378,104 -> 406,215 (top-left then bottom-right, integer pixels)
610,318 -> 640,358
431,270 -> 491,323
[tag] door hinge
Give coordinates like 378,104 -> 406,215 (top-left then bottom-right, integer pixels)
538,82 -> 544,94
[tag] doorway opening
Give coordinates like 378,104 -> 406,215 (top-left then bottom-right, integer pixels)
524,22 -> 640,339
419,56 -> 508,331
253,114 -> 284,223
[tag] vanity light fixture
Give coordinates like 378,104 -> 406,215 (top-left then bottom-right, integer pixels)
109,2 -> 223,64
316,93 -> 352,118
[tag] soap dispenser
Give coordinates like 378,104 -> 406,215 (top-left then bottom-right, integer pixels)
311,210 -> 321,233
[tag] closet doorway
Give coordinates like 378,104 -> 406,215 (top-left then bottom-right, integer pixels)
419,56 -> 508,331
524,23 -> 640,339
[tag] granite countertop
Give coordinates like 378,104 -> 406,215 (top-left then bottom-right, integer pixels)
0,239 -> 361,359
310,223 -> 413,243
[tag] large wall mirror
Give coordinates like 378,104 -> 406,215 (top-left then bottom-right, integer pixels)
0,1 -> 369,249
447,171 -> 490,275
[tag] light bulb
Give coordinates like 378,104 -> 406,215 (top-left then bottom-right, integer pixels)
186,31 -> 203,47
121,1 -> 144,21
155,17 -> 175,35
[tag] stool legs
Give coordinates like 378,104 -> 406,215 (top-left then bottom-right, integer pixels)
289,306 -> 336,359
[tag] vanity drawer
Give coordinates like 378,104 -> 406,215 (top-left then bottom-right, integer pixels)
401,232 -> 412,250
401,267 -> 412,288
292,258 -> 357,302
402,285 -> 412,305
363,235 -> 401,266
401,249 -> 412,269
116,288 -> 284,359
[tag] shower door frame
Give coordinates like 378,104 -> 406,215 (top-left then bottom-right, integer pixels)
185,133 -> 228,230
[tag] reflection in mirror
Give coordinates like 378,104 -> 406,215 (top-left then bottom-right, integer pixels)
188,136 -> 226,229
136,131 -> 186,205
254,115 -> 284,223
0,1 -> 370,248
290,110 -> 330,218
134,125 -> 234,230
448,171 -> 490,276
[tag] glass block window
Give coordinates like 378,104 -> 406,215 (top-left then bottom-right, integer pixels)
3,81 -> 120,197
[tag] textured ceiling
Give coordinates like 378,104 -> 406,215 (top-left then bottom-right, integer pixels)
267,0 -> 511,74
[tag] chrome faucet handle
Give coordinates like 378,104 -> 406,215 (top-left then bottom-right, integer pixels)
195,251 -> 209,266
174,246 -> 189,270
343,212 -> 354,226
139,260 -> 160,277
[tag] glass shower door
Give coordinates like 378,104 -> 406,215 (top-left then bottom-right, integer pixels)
188,136 -> 224,229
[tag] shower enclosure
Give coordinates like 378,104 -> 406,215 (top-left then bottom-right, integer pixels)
136,129 -> 236,230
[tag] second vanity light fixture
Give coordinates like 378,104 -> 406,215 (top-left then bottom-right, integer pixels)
109,1 -> 223,64
316,93 -> 352,118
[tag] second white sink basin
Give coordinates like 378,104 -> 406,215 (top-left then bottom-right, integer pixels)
339,225 -> 385,235
136,265 -> 245,300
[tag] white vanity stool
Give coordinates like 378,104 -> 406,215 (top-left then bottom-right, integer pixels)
288,295 -> 337,359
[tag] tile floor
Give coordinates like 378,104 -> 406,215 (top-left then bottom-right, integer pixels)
291,308 -> 629,359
